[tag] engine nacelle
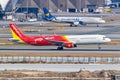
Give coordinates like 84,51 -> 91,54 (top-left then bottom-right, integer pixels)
79,21 -> 86,25
73,22 -> 79,26
64,42 -> 77,48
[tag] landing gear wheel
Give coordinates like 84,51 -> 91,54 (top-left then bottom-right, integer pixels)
97,24 -> 99,27
98,46 -> 101,50
98,44 -> 101,50
57,46 -> 63,50
75,25 -> 78,27
70,24 -> 77,27
70,24 -> 74,27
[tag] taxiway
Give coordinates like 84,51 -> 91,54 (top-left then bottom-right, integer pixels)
0,45 -> 119,54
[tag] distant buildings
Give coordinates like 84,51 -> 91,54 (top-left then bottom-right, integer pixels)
33,0 -> 106,12
1,0 -> 106,13
0,0 -> 107,19
105,0 -> 112,5
0,0 -> 9,10
111,0 -> 120,7
111,0 -> 120,2
0,4 -> 4,19
1,0 -> 119,19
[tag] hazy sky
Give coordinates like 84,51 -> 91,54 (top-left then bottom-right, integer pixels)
0,0 -> 9,10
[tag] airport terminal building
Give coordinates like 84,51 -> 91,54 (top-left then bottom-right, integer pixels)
1,0 -> 119,20
0,0 -> 108,20
111,0 -> 120,7
1,0 -> 106,12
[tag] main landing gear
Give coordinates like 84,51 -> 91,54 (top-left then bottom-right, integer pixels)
98,44 -> 101,50
57,46 -> 63,50
97,24 -> 99,27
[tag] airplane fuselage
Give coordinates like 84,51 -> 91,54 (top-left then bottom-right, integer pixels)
42,8 -> 106,27
15,35 -> 111,46
55,17 -> 105,24
9,24 -> 111,50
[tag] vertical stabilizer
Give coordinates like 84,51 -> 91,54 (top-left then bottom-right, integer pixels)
43,7 -> 56,21
9,24 -> 26,42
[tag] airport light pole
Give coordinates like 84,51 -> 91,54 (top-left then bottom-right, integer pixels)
48,0 -> 49,10
12,0 -> 14,21
65,0 -> 68,12
26,0 -> 28,20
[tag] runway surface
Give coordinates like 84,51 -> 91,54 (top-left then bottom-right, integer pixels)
0,45 -> 119,53
0,22 -> 120,40
0,64 -> 120,72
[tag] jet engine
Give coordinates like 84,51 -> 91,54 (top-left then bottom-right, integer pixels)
70,22 -> 79,27
64,42 -> 77,48
73,22 -> 79,26
79,21 -> 86,25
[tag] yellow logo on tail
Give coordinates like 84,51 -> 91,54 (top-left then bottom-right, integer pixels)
45,13 -> 49,16
10,28 -> 24,42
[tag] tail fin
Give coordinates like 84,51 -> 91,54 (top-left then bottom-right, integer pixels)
42,7 -> 56,21
9,24 -> 26,43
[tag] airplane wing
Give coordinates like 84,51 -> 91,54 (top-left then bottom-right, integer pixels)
43,38 -> 71,46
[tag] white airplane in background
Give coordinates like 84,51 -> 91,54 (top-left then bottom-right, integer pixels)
42,8 -> 106,27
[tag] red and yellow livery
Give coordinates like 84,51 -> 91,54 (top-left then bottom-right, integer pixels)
9,24 -> 111,50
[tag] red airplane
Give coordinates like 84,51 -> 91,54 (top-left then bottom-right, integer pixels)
9,24 -> 111,50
